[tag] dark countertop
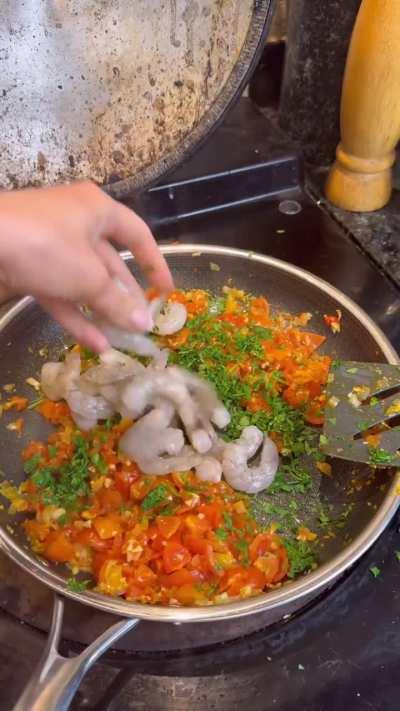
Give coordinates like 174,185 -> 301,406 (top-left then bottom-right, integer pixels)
308,167 -> 400,292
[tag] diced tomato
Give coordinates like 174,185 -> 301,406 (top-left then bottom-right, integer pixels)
132,563 -> 157,587
219,313 -> 247,327
183,535 -> 215,573
38,400 -> 70,424
97,488 -> 123,512
165,327 -> 190,349
173,584 -> 206,605
162,542 -> 191,573
156,515 -> 181,539
98,559 -> 127,595
247,392 -> 269,413
275,547 -> 289,582
23,519 -> 50,542
249,533 -> 279,562
184,514 -> 210,536
44,531 -> 75,563
198,503 -> 222,529
93,514 -> 122,540
246,566 -> 267,590
22,441 -> 47,461
254,553 -> 280,583
3,396 -> 29,412
220,566 -> 248,595
159,569 -> 197,587
74,527 -> 110,552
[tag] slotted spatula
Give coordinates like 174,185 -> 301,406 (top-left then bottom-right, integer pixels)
321,361 -> 400,467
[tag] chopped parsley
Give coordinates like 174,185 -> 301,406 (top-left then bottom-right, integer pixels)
285,538 -> 317,578
223,511 -> 234,531
24,454 -> 43,475
235,539 -> 250,565
369,566 -> 381,578
368,447 -> 394,466
141,484 -> 169,511
90,452 -> 108,475
67,577 -> 91,593
215,527 -> 228,540
28,434 -> 91,509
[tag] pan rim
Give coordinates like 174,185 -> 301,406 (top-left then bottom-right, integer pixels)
0,244 -> 399,624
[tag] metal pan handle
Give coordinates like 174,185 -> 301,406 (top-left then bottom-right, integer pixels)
14,595 -> 139,711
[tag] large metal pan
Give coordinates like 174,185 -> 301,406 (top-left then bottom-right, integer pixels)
0,246 -> 398,710
0,1 -> 274,197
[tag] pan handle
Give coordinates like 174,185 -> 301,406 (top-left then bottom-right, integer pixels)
14,595 -> 139,711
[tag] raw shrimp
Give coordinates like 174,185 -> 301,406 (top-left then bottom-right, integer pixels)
169,367 -> 231,429
95,321 -> 160,357
154,302 -> 187,335
120,368 -> 218,453
195,457 -> 223,483
222,426 -> 279,494
81,349 -> 144,388
119,407 -> 202,475
41,352 -> 80,401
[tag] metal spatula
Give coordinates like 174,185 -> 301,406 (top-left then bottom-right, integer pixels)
320,361 -> 400,467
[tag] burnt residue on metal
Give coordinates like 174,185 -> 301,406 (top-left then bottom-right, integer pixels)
0,1 -> 274,196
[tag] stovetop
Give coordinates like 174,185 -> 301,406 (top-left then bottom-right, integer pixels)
1,99 -> 400,711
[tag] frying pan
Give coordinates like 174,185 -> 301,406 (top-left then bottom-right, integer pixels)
0,245 -> 398,710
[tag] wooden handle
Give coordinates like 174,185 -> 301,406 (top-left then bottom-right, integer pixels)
325,0 -> 400,212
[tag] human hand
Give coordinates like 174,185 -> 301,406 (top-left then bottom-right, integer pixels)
0,182 -> 173,351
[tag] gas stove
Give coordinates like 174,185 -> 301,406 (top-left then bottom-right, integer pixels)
1,99 -> 399,711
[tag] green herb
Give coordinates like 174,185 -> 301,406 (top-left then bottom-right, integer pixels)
327,417 -> 337,425
269,462 -> 312,495
369,566 -> 381,578
370,396 -> 379,407
27,396 -> 44,410
222,511 -> 234,531
347,367 -> 358,374
30,434 -> 91,509
141,484 -> 169,511
67,577 -> 91,593
81,347 -> 96,360
48,445 -> 58,458
319,434 -> 328,446
395,551 -> 400,562
317,506 -> 331,527
215,527 -> 228,540
235,539 -> 250,565
368,447 -> 393,466
358,421 -> 371,432
24,454 -> 43,475
332,359 -> 343,370
90,452 -> 108,475
285,538 -> 317,578
103,414 -> 121,431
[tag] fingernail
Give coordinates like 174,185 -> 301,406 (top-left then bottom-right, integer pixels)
131,308 -> 153,332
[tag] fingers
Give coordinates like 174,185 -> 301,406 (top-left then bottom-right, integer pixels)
104,199 -> 174,293
86,276 -> 153,332
38,297 -> 110,353
94,240 -> 143,295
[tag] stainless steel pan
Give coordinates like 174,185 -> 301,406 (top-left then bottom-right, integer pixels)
0,246 -> 398,710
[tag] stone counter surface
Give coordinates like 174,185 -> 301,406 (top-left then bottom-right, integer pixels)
308,168 -> 400,291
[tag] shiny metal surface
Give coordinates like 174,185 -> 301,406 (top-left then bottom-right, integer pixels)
0,244 -> 399,625
0,1 -> 272,196
14,596 -> 138,711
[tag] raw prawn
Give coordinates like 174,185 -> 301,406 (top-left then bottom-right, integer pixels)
222,426 -> 279,494
119,406 -> 202,475
41,352 -> 80,401
154,301 -> 187,335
